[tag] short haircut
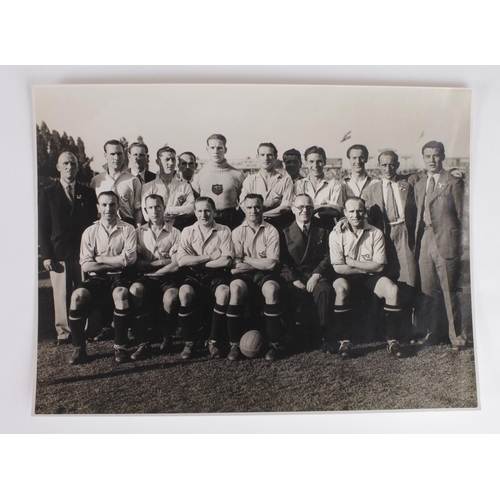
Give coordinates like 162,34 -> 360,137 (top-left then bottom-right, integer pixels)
346,144 -> 369,159
97,190 -> 120,203
257,142 -> 278,156
422,141 -> 445,155
282,148 -> 301,162
293,193 -> 314,205
378,150 -> 399,163
243,193 -> 264,205
178,151 -> 197,163
206,134 -> 227,146
195,196 -> 216,210
344,196 -> 366,209
103,140 -> 124,152
156,146 -> 177,160
304,145 -> 326,162
144,194 -> 165,207
57,150 -> 77,163
128,142 -> 148,155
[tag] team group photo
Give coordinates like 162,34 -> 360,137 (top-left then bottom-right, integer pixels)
34,84 -> 477,414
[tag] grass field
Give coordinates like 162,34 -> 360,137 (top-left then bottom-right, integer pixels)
35,277 -> 477,415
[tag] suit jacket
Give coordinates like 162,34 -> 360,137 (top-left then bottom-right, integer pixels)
414,170 -> 464,259
363,174 -> 418,251
39,181 -> 98,261
281,221 -> 332,283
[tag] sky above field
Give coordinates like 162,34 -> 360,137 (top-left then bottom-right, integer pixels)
33,84 -> 471,173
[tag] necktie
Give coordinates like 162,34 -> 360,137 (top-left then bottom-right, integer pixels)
138,174 -> 143,184
302,225 -> 308,239
386,182 -> 399,222
423,176 -> 435,227
66,185 -> 73,205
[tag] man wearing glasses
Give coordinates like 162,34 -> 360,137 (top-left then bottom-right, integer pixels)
281,194 -> 335,351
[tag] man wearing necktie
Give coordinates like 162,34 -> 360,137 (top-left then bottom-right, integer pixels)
414,141 -> 466,351
39,151 -> 98,345
128,142 -> 155,185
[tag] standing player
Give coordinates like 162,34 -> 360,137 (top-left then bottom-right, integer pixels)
342,144 -> 379,199
282,148 -> 304,182
293,145 -> 343,229
281,193 -> 335,350
329,197 -> 405,359
90,140 -> 143,227
191,134 -> 245,229
128,142 -> 155,185
177,151 -> 197,182
39,151 -> 98,345
176,197 -> 234,360
128,194 -> 181,360
141,146 -> 195,230
414,141 -> 466,351
67,191 -> 137,365
240,142 -> 294,228
228,194 -> 286,361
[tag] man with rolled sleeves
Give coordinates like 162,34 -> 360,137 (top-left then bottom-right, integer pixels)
90,139 -> 143,227
414,141 -> 466,351
141,146 -> 195,230
67,191 -> 137,365
281,193 -> 335,351
191,134 -> 245,230
229,194 -> 287,361
39,151 -> 98,344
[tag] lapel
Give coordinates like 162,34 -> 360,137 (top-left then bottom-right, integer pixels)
396,177 -> 409,207
415,176 -> 427,210
373,181 -> 384,209
302,225 -> 323,264
289,221 -> 306,258
56,181 -> 73,211
429,170 -> 449,203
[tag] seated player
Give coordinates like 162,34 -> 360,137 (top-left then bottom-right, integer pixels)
191,134 -> 245,229
141,146 -> 195,231
228,194 -> 286,361
128,194 -> 181,360
67,191 -> 137,365
293,145 -> 343,229
281,193 -> 335,350
176,197 -> 234,360
329,197 -> 405,359
240,143 -> 294,229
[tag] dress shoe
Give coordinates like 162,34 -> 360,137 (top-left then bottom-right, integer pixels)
264,343 -> 280,361
450,345 -> 464,352
180,342 -> 194,360
338,340 -> 352,359
131,343 -> 151,361
227,343 -> 241,361
69,347 -> 88,365
114,345 -> 129,364
55,337 -> 71,346
93,327 -> 114,342
387,339 -> 405,358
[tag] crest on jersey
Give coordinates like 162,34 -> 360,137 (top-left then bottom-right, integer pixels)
120,194 -> 129,203
212,184 -> 223,196
177,194 -> 186,204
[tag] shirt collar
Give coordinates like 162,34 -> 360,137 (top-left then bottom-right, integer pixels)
60,179 -> 76,190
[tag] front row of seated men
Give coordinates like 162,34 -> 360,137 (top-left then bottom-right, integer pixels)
67,186 -> 409,365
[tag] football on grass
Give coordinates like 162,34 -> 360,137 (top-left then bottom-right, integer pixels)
240,330 -> 264,359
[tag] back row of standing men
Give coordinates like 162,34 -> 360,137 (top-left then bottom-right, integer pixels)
39,134 -> 467,364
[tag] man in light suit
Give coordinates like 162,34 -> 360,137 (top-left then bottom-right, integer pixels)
39,151 -> 98,344
414,141 -> 466,351
281,193 -> 335,350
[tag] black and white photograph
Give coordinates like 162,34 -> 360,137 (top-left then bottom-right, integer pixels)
33,83 -> 476,414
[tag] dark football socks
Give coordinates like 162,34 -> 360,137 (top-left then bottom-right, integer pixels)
264,303 -> 283,344
384,304 -> 403,341
210,303 -> 228,343
113,308 -> 130,346
334,305 -> 353,342
178,305 -> 196,343
227,304 -> 244,344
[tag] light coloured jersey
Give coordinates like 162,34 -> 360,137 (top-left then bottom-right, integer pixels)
329,220 -> 387,267
136,222 -> 181,262
141,176 -> 195,222
177,222 -> 234,261
240,170 -> 293,209
232,220 -> 280,266
342,175 -> 379,199
90,169 -> 142,221
80,219 -> 137,268
191,161 -> 245,210
293,175 -> 343,210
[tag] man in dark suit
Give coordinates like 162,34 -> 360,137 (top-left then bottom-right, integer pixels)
363,151 -> 418,290
281,193 -> 335,349
414,141 -> 466,351
39,151 -> 98,344
128,142 -> 156,185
